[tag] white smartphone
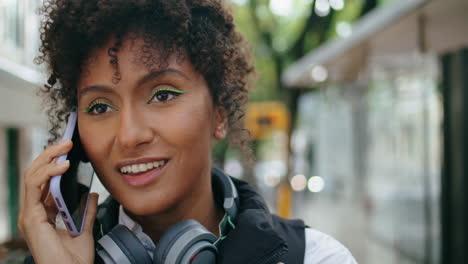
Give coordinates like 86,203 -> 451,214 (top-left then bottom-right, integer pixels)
50,111 -> 95,236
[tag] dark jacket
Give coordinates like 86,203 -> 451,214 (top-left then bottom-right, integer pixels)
25,173 -> 306,264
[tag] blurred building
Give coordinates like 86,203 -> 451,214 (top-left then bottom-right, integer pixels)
283,0 -> 468,263
0,2 -> 110,249
0,0 -> 49,243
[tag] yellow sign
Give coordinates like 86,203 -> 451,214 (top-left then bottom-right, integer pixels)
245,102 -> 290,140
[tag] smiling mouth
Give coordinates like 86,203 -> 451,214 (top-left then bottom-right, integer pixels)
119,159 -> 169,176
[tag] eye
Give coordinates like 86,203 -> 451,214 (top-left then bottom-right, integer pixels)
84,102 -> 115,115
148,88 -> 186,104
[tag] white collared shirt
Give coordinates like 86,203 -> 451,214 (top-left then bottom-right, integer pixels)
118,206 -> 357,263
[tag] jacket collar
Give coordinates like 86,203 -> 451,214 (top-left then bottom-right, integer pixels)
216,177 -> 288,264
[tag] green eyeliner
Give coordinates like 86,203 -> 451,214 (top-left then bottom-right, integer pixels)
153,88 -> 186,95
148,88 -> 186,103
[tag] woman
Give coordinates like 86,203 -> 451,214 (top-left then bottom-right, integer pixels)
18,1 -> 357,263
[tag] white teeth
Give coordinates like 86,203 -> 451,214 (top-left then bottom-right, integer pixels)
120,160 -> 166,174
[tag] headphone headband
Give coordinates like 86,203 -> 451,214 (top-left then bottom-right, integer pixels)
211,167 -> 239,219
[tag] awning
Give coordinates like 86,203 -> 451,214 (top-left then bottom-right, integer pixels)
0,57 -> 47,127
282,0 -> 468,88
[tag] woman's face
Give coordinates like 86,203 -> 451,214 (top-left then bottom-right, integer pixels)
76,38 -> 226,216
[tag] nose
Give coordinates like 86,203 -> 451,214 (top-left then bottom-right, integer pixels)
116,105 -> 154,150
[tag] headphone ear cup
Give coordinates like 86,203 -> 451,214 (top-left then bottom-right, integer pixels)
179,241 -> 217,264
97,225 -> 152,264
153,220 -> 218,264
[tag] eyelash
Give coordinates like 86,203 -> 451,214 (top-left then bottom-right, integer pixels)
83,101 -> 116,115
147,88 -> 186,104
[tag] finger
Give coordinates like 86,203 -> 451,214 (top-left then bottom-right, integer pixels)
46,210 -> 58,228
30,160 -> 70,187
44,192 -> 59,226
30,140 -> 72,170
24,161 -> 70,205
40,181 -> 50,202
82,193 -> 99,233
43,190 -> 55,208
28,140 -> 72,173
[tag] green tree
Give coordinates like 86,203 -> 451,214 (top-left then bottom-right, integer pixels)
233,0 -> 378,121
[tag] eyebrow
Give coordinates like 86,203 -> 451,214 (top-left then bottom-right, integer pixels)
78,68 -> 190,100
137,68 -> 190,87
78,85 -> 114,100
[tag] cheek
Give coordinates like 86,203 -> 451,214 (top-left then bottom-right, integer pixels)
80,122 -> 108,152
159,99 -> 214,155
78,119 -> 114,174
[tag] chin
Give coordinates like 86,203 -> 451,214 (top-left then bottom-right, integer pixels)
121,194 -> 174,216
123,201 -> 160,216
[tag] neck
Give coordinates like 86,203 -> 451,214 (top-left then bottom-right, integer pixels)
127,171 -> 225,243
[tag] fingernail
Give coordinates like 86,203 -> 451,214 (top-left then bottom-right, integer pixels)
59,160 -> 70,166
60,139 -> 72,145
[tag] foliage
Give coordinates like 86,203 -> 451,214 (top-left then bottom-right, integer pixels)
230,0 -> 378,103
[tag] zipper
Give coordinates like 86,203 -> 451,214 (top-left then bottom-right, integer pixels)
255,244 -> 288,264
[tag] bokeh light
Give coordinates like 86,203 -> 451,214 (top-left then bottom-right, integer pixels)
291,174 -> 307,192
308,176 -> 325,192
264,173 -> 281,187
336,21 -> 352,38
230,0 -> 248,6
315,0 -> 331,17
330,0 -> 345,10
269,0 -> 294,16
310,65 -> 328,82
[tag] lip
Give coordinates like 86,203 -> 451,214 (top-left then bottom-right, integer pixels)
116,157 -> 170,187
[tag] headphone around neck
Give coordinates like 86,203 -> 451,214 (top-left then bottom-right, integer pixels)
96,168 -> 239,264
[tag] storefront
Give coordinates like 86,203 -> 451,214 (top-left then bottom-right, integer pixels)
283,0 -> 468,263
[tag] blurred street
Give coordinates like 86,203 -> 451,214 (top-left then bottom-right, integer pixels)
1,0 -> 468,263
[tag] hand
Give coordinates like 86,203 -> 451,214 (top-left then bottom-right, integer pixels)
18,140 -> 99,264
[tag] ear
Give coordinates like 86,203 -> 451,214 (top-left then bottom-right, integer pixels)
213,106 -> 228,140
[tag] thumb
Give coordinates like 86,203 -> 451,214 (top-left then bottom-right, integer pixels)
82,193 -> 99,234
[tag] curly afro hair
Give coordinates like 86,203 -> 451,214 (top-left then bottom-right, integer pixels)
36,0 -> 254,157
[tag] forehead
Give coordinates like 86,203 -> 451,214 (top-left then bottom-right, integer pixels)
77,36 -> 201,88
